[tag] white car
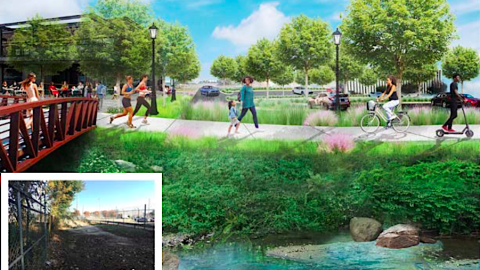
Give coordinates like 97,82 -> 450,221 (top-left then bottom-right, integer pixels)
292,86 -> 314,95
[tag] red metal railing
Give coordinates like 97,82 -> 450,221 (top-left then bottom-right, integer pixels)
0,95 -> 28,107
0,97 -> 98,172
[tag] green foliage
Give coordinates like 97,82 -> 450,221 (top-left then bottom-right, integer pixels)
328,52 -> 364,91
88,0 -> 154,26
342,0 -> 456,100
358,67 -> 378,86
75,12 -> 150,83
230,55 -> 248,83
246,38 -> 284,97
296,66 -> 335,86
7,15 -> 76,81
442,46 -> 480,82
48,181 -> 85,220
404,64 -> 439,92
271,65 -> 295,86
354,161 -> 480,234
210,55 -> 238,84
277,15 -> 334,95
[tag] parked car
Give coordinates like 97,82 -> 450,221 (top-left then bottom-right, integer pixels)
149,217 -> 155,222
292,86 -> 313,95
199,85 -> 220,96
431,93 -> 479,108
328,93 -> 351,110
136,217 -> 148,222
308,92 -> 329,109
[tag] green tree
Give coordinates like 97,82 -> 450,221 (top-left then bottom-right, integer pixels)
7,15 -> 76,83
89,0 -> 154,26
210,55 -> 238,87
342,0 -> 455,106
277,15 -> 334,97
271,65 -> 295,87
404,64 -> 438,93
297,66 -> 335,86
48,181 -> 84,222
442,46 -> 480,93
155,20 -> 200,106
230,55 -> 248,83
246,38 -> 284,98
359,67 -> 378,87
329,52 -> 364,93
75,12 -> 150,88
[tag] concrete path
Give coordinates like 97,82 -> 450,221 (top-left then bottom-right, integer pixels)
97,113 -> 480,142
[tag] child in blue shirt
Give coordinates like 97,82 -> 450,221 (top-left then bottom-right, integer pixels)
228,100 -> 240,136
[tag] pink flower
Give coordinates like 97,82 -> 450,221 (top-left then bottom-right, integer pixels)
304,110 -> 338,126
320,133 -> 355,153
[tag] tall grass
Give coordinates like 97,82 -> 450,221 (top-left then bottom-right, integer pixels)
135,95 -> 192,119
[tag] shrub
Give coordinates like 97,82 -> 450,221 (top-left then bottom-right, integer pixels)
304,110 -> 338,126
319,134 -> 355,153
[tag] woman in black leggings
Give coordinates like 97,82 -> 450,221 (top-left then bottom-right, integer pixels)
238,76 -> 259,129
133,74 -> 152,125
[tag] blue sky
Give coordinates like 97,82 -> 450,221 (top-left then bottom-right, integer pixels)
0,0 -> 479,93
69,181 -> 155,212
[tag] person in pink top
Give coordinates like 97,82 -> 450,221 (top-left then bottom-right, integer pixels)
133,74 -> 152,125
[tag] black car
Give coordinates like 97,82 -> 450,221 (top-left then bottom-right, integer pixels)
199,85 -> 220,97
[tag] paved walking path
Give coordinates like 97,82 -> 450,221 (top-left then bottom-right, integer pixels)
97,113 -> 480,142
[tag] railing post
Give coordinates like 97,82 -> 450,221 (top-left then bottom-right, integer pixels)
17,190 -> 25,270
32,106 -> 41,156
43,191 -> 48,264
9,111 -> 20,171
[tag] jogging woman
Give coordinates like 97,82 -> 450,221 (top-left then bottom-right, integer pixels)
21,73 -> 40,128
110,76 -> 136,128
237,76 -> 259,129
378,75 -> 399,128
133,74 -> 152,125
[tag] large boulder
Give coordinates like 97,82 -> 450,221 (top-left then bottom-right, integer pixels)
376,224 -> 419,249
350,217 -> 383,242
162,250 -> 180,270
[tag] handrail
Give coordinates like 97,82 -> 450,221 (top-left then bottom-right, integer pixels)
0,97 -> 98,172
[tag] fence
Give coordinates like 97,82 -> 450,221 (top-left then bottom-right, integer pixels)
81,206 -> 155,230
8,181 -> 49,270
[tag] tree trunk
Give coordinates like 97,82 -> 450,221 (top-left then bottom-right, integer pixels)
115,74 -> 121,94
343,80 -> 348,94
397,72 -> 403,110
461,82 -> 464,94
304,69 -> 309,98
266,77 -> 270,99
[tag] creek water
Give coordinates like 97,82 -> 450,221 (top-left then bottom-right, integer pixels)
176,232 -> 480,270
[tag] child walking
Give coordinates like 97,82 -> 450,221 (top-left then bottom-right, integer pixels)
228,100 -> 240,136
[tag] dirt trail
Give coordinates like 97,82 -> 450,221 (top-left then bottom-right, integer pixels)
46,224 -> 154,270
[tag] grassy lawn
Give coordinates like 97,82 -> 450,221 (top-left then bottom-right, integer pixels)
95,224 -> 154,238
30,128 -> 480,237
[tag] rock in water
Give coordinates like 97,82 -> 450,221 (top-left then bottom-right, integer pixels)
350,217 -> 383,242
162,250 -> 180,270
376,224 -> 419,249
419,236 -> 437,244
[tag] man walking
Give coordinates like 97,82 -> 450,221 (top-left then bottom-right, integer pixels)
442,73 -> 464,132
97,82 -> 107,110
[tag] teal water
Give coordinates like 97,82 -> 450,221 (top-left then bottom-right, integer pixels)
176,233 -> 480,270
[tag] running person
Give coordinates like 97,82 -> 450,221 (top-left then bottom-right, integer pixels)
110,76 -> 136,128
442,73 -> 464,132
21,73 -> 40,129
132,74 -> 152,125
378,75 -> 399,128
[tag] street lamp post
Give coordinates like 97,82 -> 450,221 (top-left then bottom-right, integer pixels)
149,23 -> 159,115
333,28 -> 342,113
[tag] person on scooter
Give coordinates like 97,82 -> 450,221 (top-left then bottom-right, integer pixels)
442,74 -> 464,132
378,75 -> 399,128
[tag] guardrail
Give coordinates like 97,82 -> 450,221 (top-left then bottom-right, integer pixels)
0,97 -> 98,172
89,219 -> 154,230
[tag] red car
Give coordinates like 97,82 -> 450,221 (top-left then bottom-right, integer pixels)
431,93 -> 479,108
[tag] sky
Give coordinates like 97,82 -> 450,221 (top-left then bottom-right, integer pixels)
69,180 -> 155,212
0,0 -> 479,94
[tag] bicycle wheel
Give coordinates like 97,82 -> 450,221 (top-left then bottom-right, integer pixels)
360,113 -> 380,133
392,113 -> 411,133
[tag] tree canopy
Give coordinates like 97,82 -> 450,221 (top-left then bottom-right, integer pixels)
230,55 -> 248,83
442,46 -> 480,91
210,55 -> 238,86
7,15 -> 76,82
277,15 -> 334,96
89,0 -> 154,26
342,0 -> 455,104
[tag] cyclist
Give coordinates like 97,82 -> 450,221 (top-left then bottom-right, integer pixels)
378,75 -> 399,128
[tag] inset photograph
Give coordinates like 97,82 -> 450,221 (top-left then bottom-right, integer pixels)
7,179 -> 156,270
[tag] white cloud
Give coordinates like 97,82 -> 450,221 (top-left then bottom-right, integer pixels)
453,19 -> 480,54
0,0 -> 89,24
450,0 -> 480,15
212,2 -> 290,50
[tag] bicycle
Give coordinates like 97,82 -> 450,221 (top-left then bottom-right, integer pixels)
360,100 -> 411,133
